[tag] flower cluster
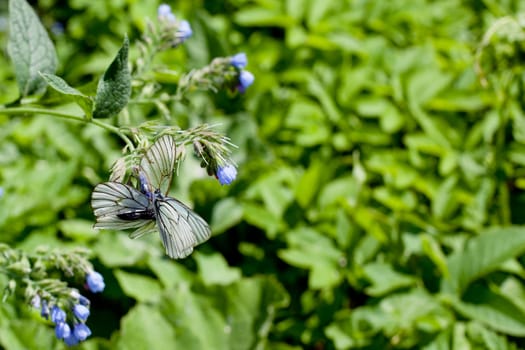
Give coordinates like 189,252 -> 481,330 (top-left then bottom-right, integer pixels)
157,4 -> 192,49
192,130 -> 238,185
229,52 -> 255,93
175,52 -> 255,98
32,271 -> 104,346
0,245 -> 105,347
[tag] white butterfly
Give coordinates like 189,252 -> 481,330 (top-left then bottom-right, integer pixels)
91,135 -> 211,259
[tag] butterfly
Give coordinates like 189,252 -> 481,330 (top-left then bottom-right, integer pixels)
91,135 -> 211,259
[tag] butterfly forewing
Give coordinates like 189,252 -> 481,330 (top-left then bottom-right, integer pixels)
154,196 -> 211,259
140,134 -> 176,196
91,182 -> 153,230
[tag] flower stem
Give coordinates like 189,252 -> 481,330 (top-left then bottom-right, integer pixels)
0,106 -> 135,150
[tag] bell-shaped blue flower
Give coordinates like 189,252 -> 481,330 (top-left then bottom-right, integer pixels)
73,323 -> 92,341
238,71 -> 254,93
217,164 -> 237,185
73,304 -> 90,322
86,271 -> 105,293
55,322 -> 71,340
51,306 -> 66,324
40,300 -> 49,319
230,53 -> 248,69
64,333 -> 79,346
178,20 -> 192,40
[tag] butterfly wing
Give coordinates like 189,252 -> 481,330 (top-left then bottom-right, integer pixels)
91,182 -> 153,230
140,134 -> 176,196
154,196 -> 211,259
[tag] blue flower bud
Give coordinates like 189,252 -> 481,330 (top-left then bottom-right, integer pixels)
238,70 -> 254,92
78,295 -> 90,306
64,333 -> 79,346
31,295 -> 41,309
86,271 -> 105,293
73,304 -> 90,321
51,306 -> 66,324
55,322 -> 71,340
40,300 -> 49,319
178,20 -> 192,40
217,164 -> 237,185
157,4 -> 172,18
73,323 -> 92,341
230,53 -> 248,69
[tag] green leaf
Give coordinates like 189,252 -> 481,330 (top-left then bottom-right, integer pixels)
158,276 -> 289,350
148,256 -> 195,289
432,175 -> 460,220
114,270 -> 163,302
295,159 -> 323,208
442,226 -> 525,295
466,322 -> 516,350
94,232 -> 150,267
234,7 -> 295,27
194,252 -> 242,286
92,36 -> 131,118
40,73 -> 93,117
117,304 -> 177,350
278,227 -> 343,289
210,197 -> 244,234
7,0 -> 57,96
363,262 -> 417,297
57,218 -> 98,241
451,287 -> 525,336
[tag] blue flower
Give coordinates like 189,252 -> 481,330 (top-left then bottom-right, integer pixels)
158,4 -> 172,18
55,322 -> 71,340
86,271 -> 105,293
40,300 -> 49,319
230,53 -> 247,69
31,295 -> 41,309
64,333 -> 79,347
78,295 -> 90,306
51,22 -> 64,36
73,304 -> 90,321
217,164 -> 237,185
178,20 -> 192,40
158,4 -> 176,22
238,71 -> 254,93
73,323 -> 92,341
0,187 -> 4,198
51,306 -> 66,324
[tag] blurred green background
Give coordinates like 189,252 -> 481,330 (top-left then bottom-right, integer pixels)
2,0 -> 525,349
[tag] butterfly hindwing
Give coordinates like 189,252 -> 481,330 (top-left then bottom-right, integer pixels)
154,196 -> 211,259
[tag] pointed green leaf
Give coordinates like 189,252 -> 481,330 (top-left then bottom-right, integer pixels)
442,227 -> 525,295
40,73 -> 93,117
159,276 -> 289,349
117,304 -> 177,350
210,198 -> 243,234
7,0 -> 57,96
114,270 -> 163,302
451,288 -> 525,336
194,252 -> 242,286
363,262 -> 417,297
93,36 -> 131,118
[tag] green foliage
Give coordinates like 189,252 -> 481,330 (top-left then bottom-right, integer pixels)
2,0 -> 525,349
92,36 -> 130,119
7,0 -> 57,97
